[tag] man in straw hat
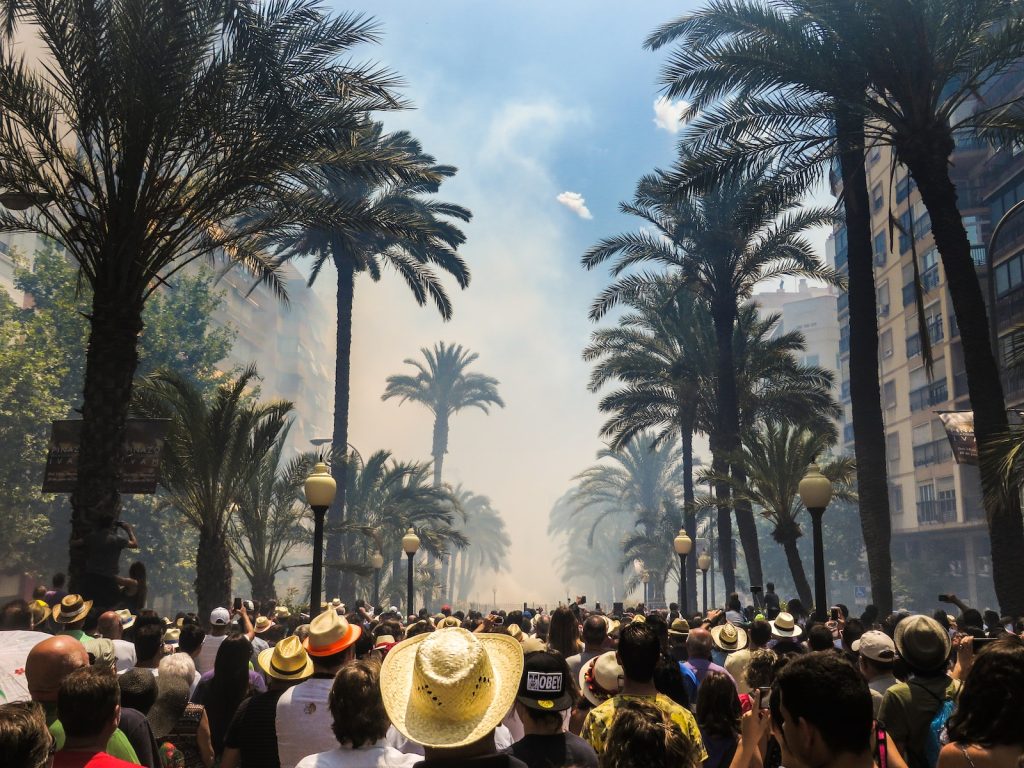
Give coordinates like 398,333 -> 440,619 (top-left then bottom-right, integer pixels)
276,610 -> 361,768
581,622 -> 705,758
53,595 -> 94,643
769,612 -> 803,641
221,636 -> 314,768
878,615 -> 957,768
379,626 -> 528,768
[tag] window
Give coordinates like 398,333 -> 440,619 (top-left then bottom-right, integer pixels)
887,432 -> 901,475
889,483 -> 904,515
873,232 -> 887,266
994,251 -> 1024,297
880,329 -> 894,358
835,226 -> 849,268
899,210 -> 913,253
872,183 -> 884,212
963,215 -> 983,247
896,174 -> 915,203
805,354 -> 819,367
877,280 -> 890,317
883,379 -> 897,409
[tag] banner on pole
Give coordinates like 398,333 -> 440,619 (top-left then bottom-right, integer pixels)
42,419 -> 170,493
937,411 -> 977,465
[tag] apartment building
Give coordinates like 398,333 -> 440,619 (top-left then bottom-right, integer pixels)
831,67 -> 1024,609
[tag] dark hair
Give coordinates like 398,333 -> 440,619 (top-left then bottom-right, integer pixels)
133,623 -> 163,662
766,582 -> 775,592
727,593 -> 742,612
204,636 -> 252,753
548,607 -> 579,659
58,666 -> 119,740
960,609 -> 984,632
52,573 -> 66,588
786,599 -> 807,621
582,616 -> 608,646
749,619 -> 772,647
1,599 -> 32,630
119,669 -> 157,714
946,635 -> 1024,747
599,698 -> 700,768
776,652 -> 872,756
0,701 -> 51,768
178,624 -> 206,655
618,623 -> 660,683
932,610 -> 951,630
645,613 -> 669,654
860,605 -> 879,626
128,561 -> 146,581
808,624 -> 835,652
842,619 -> 865,650
653,652 -> 690,709
329,659 -> 388,747
696,671 -> 741,740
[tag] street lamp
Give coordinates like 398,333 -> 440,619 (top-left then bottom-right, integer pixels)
799,462 -> 834,622
371,550 -> 384,609
698,551 -> 712,616
304,462 -> 336,617
641,570 -> 650,605
0,191 -> 55,210
402,528 -> 420,617
673,528 -> 693,617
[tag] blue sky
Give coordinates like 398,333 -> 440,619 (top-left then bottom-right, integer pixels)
310,1 -> 826,605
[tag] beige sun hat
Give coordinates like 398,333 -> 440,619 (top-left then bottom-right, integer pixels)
711,623 -> 749,653
258,636 -> 314,681
770,612 -> 803,639
578,650 -> 623,707
380,627 -> 524,749
304,609 -> 361,656
506,623 -> 524,642
253,616 -> 275,634
53,594 -> 93,624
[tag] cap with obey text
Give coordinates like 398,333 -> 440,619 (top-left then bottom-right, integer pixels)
516,650 -> 574,712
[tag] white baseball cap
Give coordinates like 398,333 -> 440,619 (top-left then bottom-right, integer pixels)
210,607 -> 230,626
852,630 -> 896,663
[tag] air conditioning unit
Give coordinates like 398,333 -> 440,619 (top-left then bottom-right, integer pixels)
878,304 -> 890,317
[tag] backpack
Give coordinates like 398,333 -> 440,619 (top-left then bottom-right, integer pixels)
911,680 -> 957,768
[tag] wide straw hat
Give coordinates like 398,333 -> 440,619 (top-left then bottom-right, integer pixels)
770,612 -> 803,639
507,624 -> 524,642
668,618 -> 690,639
894,615 -> 951,672
438,616 -> 461,629
373,635 -> 398,654
304,609 -> 361,656
380,627 -> 524,749
254,616 -> 275,634
259,636 -> 314,681
711,623 -> 749,652
578,651 -> 623,707
162,628 -> 180,648
53,594 -> 93,624
115,608 -> 136,631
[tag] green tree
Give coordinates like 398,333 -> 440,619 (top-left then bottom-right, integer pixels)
0,0 -> 405,586
133,367 -> 292,617
283,123 -> 472,600
583,166 -> 838,595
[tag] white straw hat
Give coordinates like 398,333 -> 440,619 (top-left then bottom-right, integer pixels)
578,651 -> 623,707
380,627 -> 524,749
770,612 -> 803,639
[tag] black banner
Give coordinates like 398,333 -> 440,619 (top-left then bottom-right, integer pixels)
42,419 -> 170,493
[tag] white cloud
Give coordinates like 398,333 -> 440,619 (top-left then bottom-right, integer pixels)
556,191 -> 593,220
652,96 -> 691,134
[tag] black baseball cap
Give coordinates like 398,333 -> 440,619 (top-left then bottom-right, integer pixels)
516,651 -> 574,712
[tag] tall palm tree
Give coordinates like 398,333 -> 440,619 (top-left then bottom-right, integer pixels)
0,0 -> 406,585
448,489 -> 510,604
647,0 -> 1024,613
134,366 -> 292,618
284,125 -> 472,599
708,424 -> 855,607
229,427 -> 319,603
548,489 -> 631,605
584,167 -> 838,594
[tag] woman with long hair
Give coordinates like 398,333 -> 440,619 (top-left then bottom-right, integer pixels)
696,671 -> 741,768
548,607 -> 582,659
116,560 -> 147,611
199,636 -> 254,759
600,698 -> 700,768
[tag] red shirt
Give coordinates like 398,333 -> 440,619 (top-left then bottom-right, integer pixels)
53,751 -> 138,768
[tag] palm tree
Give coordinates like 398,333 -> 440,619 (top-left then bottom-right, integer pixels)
646,0 -> 1024,613
584,168 -> 838,595
134,366 -> 292,618
548,489 -> 631,605
447,488 -> 510,604
229,427 -> 319,603
708,424 -> 855,607
283,125 -> 472,599
0,0 -> 406,585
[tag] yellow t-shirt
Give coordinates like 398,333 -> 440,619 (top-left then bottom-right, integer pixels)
581,692 -> 708,760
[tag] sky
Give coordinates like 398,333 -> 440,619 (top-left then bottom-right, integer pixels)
305,1 -> 832,606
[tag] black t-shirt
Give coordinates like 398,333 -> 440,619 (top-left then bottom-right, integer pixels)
223,689 -> 285,768
504,733 -> 598,768
84,527 -> 129,576
419,754 -> 530,768
119,707 -> 160,768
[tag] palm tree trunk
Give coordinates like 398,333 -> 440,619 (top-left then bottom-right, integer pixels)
901,142 -> 1024,615
837,111 -> 894,615
68,288 -> 144,591
329,255 -> 356,602
196,524 -> 232,620
712,298 -> 743,596
712,448 -> 736,598
250,571 -> 276,604
731,462 -> 764,590
680,410 -> 699,615
778,532 -> 813,608
431,413 -> 448,487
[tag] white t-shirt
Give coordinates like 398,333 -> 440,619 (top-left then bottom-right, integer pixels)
111,639 -> 137,674
385,724 -> 515,756
194,632 -> 226,674
277,677 -> 337,768
295,740 -> 420,768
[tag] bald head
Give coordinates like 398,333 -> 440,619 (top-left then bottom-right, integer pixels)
95,612 -> 122,640
26,636 -> 90,702
686,628 -> 713,660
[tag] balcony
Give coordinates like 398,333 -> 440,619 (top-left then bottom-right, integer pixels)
917,496 -> 958,525
909,379 -> 949,412
840,334 -> 850,354
953,371 -> 970,398
841,380 -> 851,403
971,244 -> 988,269
913,439 -> 953,467
838,292 -> 849,312
906,319 -> 945,358
902,267 -> 940,306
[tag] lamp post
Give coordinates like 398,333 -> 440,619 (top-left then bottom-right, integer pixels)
371,551 -> 384,609
402,528 -> 420,618
304,462 -> 336,617
673,528 -> 693,617
641,570 -> 650,605
698,551 -> 712,616
798,462 -> 834,623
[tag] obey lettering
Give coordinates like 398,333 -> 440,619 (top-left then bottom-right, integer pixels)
526,671 -> 563,693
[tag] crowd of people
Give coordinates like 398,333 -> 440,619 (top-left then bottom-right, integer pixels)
1,578 -> 1023,768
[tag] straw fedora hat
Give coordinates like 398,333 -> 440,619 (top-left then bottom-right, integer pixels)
711,623 -> 748,652
304,609 -> 361,657
770,612 -> 802,639
254,616 -> 275,634
506,624 -> 524,642
668,618 -> 690,639
259,636 -> 315,681
578,651 -> 623,707
894,615 -> 951,672
115,608 -> 136,631
53,594 -> 93,624
162,628 -> 180,647
438,616 -> 461,629
380,627 -> 524,749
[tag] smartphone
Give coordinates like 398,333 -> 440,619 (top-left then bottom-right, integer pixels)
972,636 -> 996,647
233,597 -> 242,611
491,614 -> 504,626
831,607 -> 840,621
757,686 -> 771,707
938,594 -> 951,602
